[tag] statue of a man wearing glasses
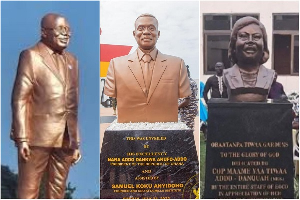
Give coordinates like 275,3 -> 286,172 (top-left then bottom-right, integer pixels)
104,13 -> 191,123
11,13 -> 81,198
224,16 -> 275,102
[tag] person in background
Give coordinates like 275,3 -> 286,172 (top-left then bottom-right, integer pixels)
111,97 -> 117,115
203,62 -> 228,104
200,81 -> 208,141
178,65 -> 198,130
268,72 -> 286,99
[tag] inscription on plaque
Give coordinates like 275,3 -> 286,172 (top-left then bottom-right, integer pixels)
100,130 -> 199,199
204,99 -> 294,199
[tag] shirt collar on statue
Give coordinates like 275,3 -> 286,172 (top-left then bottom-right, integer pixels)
41,41 -> 65,56
137,47 -> 158,62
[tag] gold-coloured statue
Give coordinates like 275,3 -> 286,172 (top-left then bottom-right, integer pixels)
11,13 -> 81,199
224,16 -> 275,102
104,14 -> 191,123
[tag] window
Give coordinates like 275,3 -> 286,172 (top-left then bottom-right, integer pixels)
203,14 -> 259,74
273,14 -> 299,75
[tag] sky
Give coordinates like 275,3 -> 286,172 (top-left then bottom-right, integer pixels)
100,1 -> 200,80
1,1 -> 100,198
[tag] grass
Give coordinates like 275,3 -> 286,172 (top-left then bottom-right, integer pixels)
295,176 -> 299,199
199,132 -> 206,198
199,131 -> 299,199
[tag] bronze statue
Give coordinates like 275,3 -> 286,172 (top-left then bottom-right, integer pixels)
104,13 -> 191,123
223,16 -> 275,102
11,13 -> 81,198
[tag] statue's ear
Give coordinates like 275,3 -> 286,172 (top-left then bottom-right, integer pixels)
41,28 -> 47,38
261,50 -> 269,64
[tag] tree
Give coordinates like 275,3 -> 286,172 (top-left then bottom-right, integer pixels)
1,165 -> 18,199
1,165 -> 76,199
64,182 -> 76,199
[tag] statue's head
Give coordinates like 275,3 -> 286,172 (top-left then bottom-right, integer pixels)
133,13 -> 160,51
41,13 -> 71,52
228,16 -> 269,65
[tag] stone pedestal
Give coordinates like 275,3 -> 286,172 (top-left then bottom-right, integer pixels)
204,99 -> 294,199
100,129 -> 199,199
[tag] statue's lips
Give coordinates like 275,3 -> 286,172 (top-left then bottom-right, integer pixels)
59,38 -> 69,44
243,47 -> 257,54
142,38 -> 152,42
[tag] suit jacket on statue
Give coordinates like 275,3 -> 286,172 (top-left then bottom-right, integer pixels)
223,64 -> 274,102
11,41 -> 80,149
104,49 -> 191,123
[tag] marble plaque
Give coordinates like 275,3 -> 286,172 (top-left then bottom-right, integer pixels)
100,130 -> 199,199
204,99 -> 294,199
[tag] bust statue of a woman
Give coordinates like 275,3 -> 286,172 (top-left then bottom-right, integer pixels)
223,16 -> 275,102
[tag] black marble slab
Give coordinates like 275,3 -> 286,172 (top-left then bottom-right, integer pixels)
100,130 -> 199,199
204,99 -> 294,199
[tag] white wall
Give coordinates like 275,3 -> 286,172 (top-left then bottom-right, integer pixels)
200,1 -> 299,94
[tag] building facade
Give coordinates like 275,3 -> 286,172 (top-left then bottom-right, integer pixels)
200,1 -> 299,94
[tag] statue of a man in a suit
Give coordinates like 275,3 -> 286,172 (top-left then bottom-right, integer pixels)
11,13 -> 81,198
223,16 -> 275,102
104,13 -> 191,123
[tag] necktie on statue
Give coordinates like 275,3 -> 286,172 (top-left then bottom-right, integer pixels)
142,54 -> 152,96
53,52 -> 66,81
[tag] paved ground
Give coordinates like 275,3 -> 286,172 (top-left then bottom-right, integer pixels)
100,107 -> 200,157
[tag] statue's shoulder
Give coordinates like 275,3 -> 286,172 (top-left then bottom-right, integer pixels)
223,67 -> 233,76
223,68 -> 230,74
159,52 -> 182,62
19,43 -> 40,59
223,65 -> 239,77
65,51 -> 77,62
260,65 -> 275,76
112,54 -> 131,63
263,65 -> 274,72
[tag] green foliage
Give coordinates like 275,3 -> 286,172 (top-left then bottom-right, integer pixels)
199,180 -> 205,199
1,164 -> 76,199
1,165 -> 18,199
200,132 -> 206,198
295,177 -> 299,199
64,182 -> 76,199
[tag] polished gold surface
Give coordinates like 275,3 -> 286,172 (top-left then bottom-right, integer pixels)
11,41 -> 80,148
104,14 -> 191,122
18,147 -> 74,199
11,13 -> 80,198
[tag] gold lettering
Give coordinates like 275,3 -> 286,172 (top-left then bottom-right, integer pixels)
112,184 -> 134,189
238,175 -> 269,181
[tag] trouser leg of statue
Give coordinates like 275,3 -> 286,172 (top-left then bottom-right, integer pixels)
18,147 -> 50,199
46,148 -> 74,199
17,147 -> 74,199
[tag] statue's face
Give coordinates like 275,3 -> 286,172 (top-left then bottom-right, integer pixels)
133,16 -> 160,50
42,17 -> 71,52
235,23 -> 264,64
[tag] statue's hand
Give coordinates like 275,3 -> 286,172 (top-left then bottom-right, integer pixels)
18,142 -> 30,161
72,149 -> 81,165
